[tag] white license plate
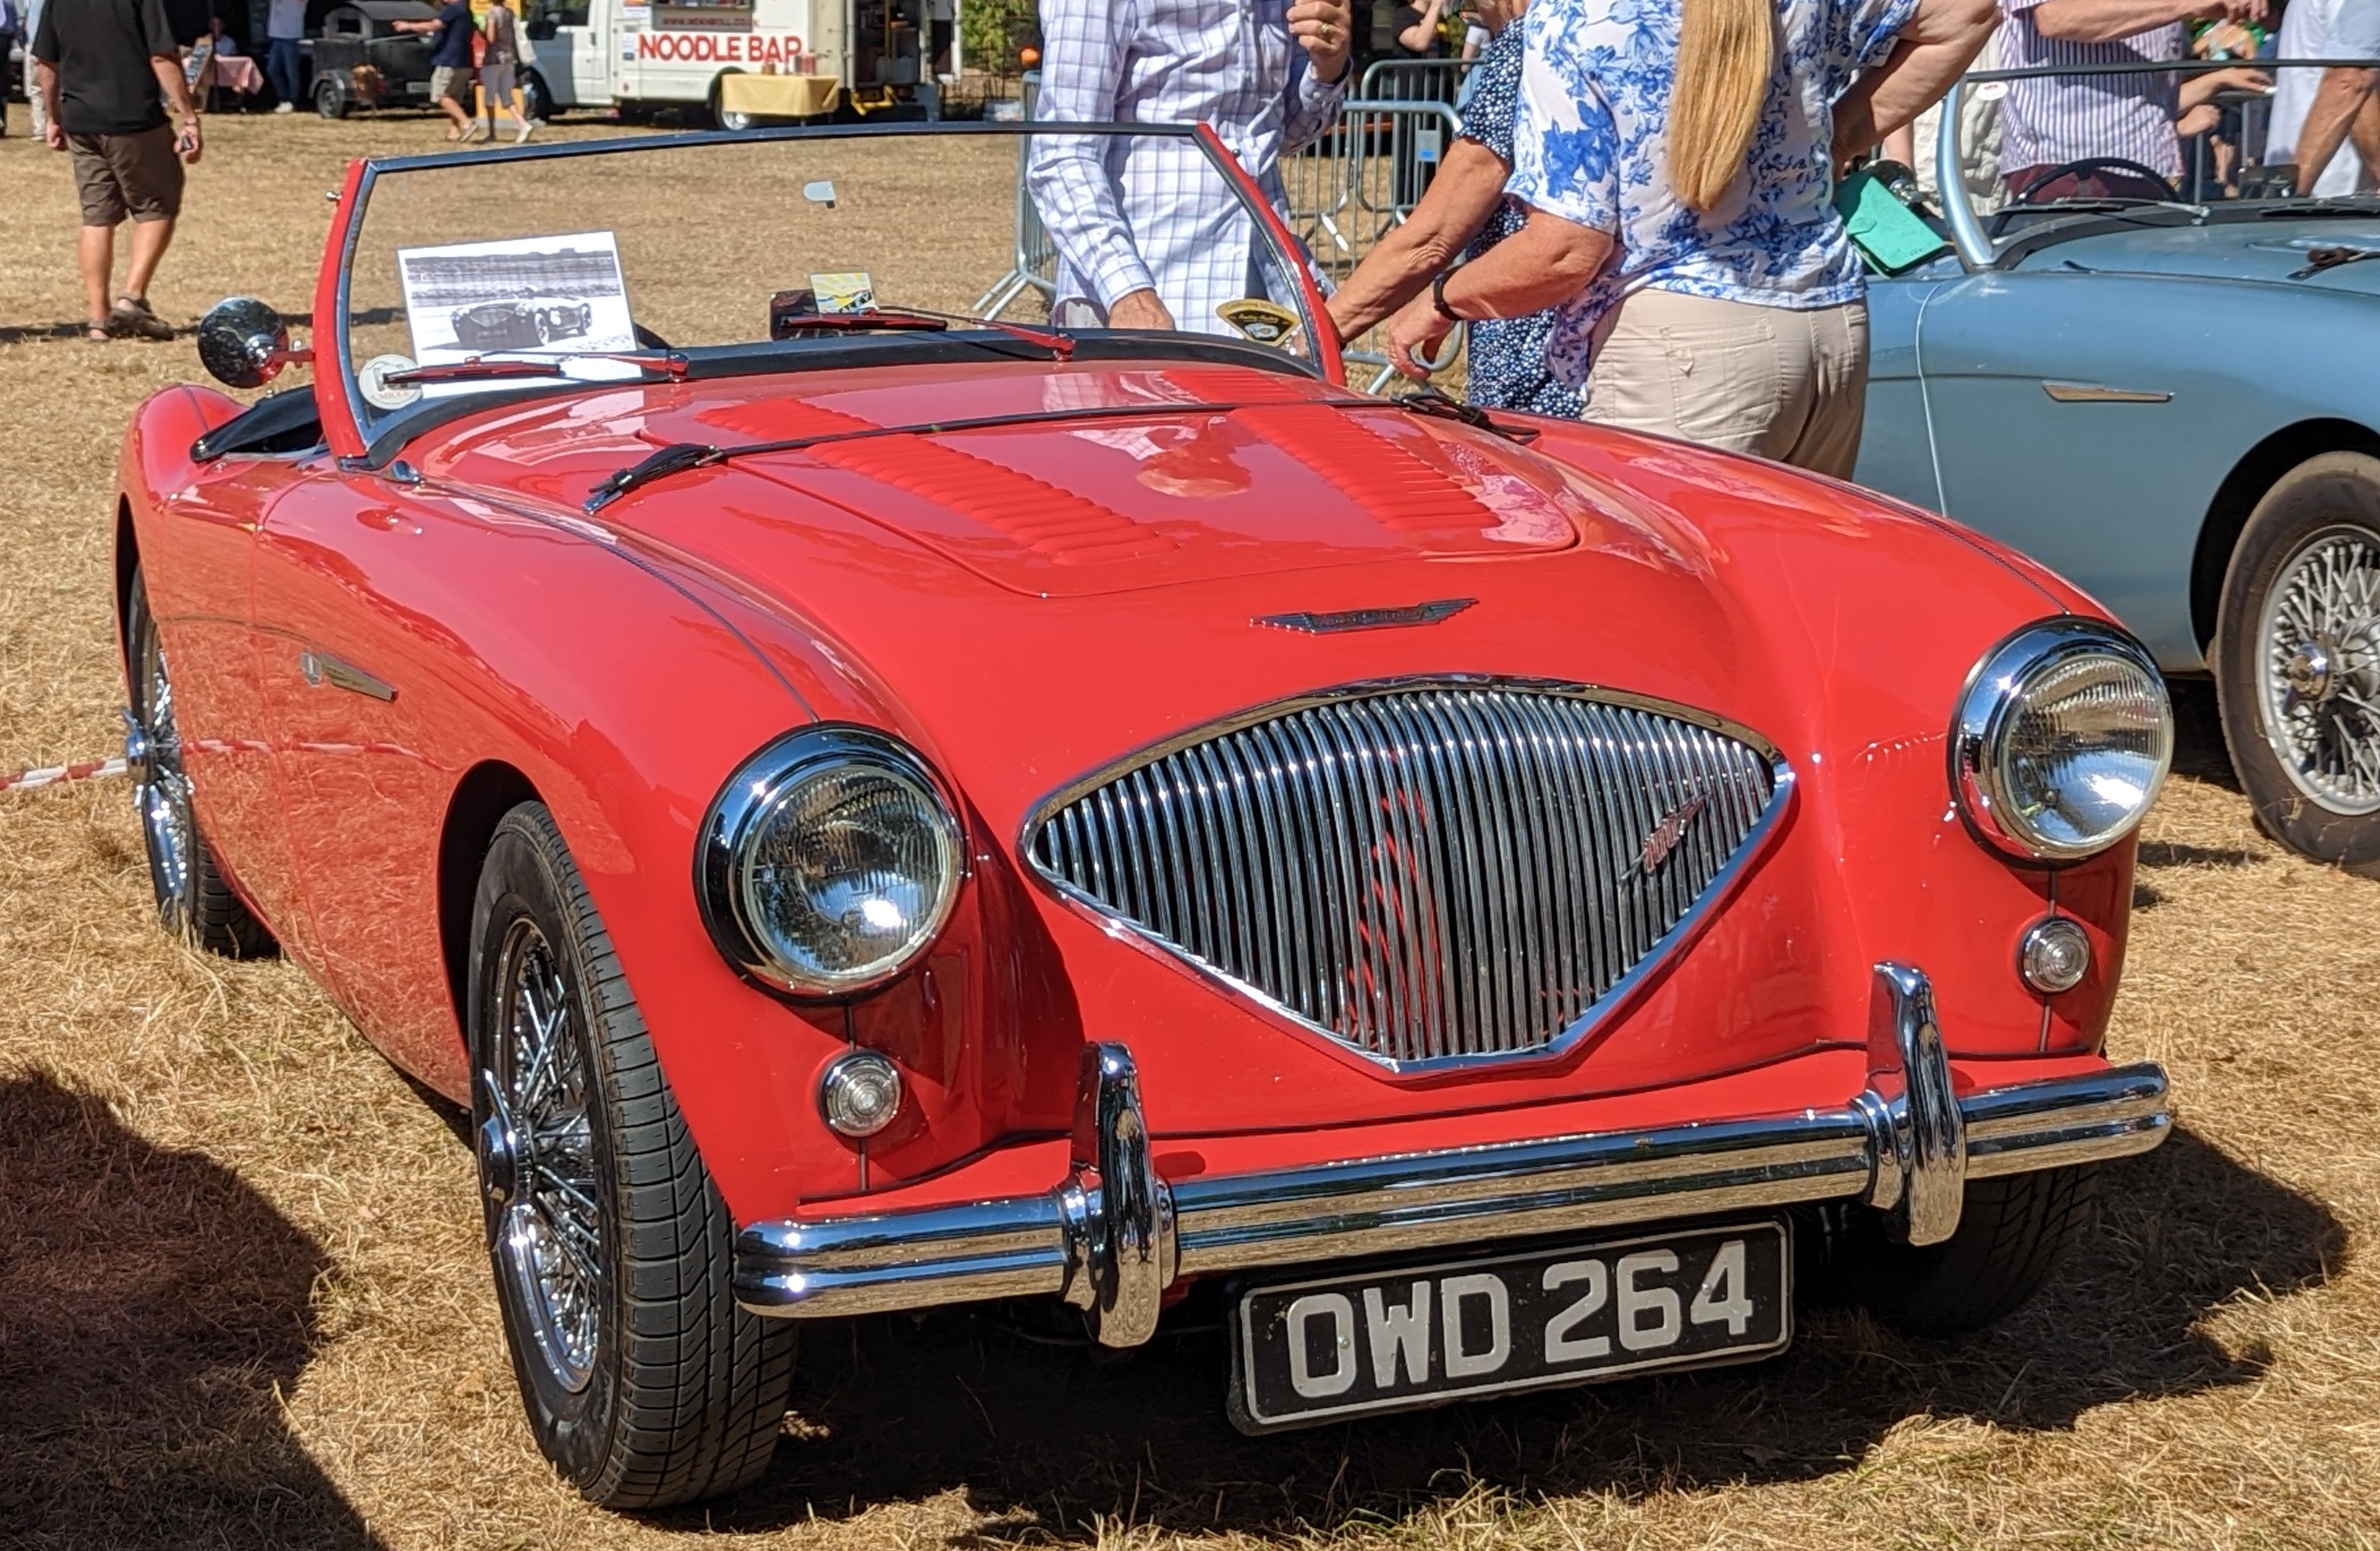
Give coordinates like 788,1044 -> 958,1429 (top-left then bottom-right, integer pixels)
1229,1220 -> 1791,1432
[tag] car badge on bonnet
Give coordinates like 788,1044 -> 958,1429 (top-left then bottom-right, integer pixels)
1635,793 -> 1711,879
1255,598 -> 1477,634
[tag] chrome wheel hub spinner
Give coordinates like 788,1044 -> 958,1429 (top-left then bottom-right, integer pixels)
483,921 -> 604,1393
2258,525 -> 2380,815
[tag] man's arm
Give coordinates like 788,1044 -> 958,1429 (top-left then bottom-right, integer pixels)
138,0 -> 200,159
2028,0 -> 2258,44
35,58 -> 62,146
1831,0 -> 1998,161
150,52 -> 202,159
1283,0 -> 1353,151
1022,0 -> 1167,326
1327,137 -> 1513,338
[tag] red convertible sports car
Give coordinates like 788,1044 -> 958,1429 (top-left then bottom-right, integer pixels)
124,125 -> 2174,1508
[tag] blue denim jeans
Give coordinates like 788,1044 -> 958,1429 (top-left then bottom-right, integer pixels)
266,36 -> 302,106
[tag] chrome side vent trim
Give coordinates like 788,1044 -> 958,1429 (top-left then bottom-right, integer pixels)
1025,679 -> 1790,1071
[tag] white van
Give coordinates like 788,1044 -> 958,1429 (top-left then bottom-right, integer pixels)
522,0 -> 954,126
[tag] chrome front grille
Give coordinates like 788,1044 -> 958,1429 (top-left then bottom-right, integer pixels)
1026,682 -> 1786,1068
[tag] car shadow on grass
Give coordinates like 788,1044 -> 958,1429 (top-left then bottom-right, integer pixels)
683,1124 -> 2335,1541
0,1075 -> 386,1551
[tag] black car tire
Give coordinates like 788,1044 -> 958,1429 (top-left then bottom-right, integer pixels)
2216,452 -> 2380,875
467,802 -> 795,1509
1807,1165 -> 2099,1335
124,566 -> 276,958
314,73 -> 349,119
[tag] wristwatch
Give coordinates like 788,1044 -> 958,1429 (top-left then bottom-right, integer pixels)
1431,270 -> 1462,323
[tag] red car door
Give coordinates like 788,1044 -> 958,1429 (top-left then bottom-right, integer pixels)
136,455 -> 310,944
249,472 -> 466,1090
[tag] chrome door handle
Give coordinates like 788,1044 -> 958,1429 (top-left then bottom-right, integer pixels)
2041,381 -> 2172,404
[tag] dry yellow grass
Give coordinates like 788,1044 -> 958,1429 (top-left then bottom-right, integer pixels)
0,114 -> 2376,1551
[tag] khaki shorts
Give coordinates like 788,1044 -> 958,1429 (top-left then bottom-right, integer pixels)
67,125 -> 185,227
1583,289 -> 1871,480
430,64 -> 473,103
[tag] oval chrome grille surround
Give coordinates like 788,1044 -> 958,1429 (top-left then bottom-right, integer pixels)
1025,680 -> 1790,1071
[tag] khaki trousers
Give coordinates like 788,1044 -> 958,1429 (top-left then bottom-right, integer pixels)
1582,289 -> 1870,478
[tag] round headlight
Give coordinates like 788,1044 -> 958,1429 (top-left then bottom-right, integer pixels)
698,727 -> 963,997
1952,620 -> 2173,862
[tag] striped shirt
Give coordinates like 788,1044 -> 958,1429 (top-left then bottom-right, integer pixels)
1028,0 -> 1345,334
1997,0 -> 2185,179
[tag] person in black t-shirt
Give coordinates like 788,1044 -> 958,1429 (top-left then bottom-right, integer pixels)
31,0 -> 203,343
1393,0 -> 1448,55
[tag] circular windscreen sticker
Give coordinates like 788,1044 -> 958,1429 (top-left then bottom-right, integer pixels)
1217,298 -> 1302,347
360,353 -> 422,410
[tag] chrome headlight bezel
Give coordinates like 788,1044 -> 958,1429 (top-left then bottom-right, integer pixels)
1951,618 -> 2174,863
696,725 -> 965,999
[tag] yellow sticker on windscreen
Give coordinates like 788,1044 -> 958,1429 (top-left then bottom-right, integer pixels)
810,272 -> 877,314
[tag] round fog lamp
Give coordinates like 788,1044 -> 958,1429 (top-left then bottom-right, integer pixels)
819,1049 -> 903,1138
2019,916 -> 2091,994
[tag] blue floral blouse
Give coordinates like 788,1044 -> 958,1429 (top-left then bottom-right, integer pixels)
1506,0 -> 1916,387
1457,25 -> 1583,418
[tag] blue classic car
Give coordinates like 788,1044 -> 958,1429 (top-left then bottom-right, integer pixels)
1855,61 -> 2380,874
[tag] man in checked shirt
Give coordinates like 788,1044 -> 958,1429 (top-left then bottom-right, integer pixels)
1028,0 -> 1355,335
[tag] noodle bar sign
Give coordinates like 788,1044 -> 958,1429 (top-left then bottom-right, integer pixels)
635,28 -> 816,66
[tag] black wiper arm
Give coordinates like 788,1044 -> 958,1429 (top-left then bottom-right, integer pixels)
584,441 -> 722,512
1388,384 -> 1541,443
776,305 -> 1075,360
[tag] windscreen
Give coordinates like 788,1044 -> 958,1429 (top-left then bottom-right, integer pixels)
1939,56 -> 2380,216
336,125 -> 1327,444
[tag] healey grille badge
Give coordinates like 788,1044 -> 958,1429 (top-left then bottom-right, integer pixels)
1255,598 -> 1477,634
1634,793 -> 1710,879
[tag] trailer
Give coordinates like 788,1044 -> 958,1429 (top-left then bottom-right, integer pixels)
522,0 -> 953,126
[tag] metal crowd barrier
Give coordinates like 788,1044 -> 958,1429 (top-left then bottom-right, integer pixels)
1356,56 -> 1478,105
973,72 -> 1059,321
976,86 -> 1466,393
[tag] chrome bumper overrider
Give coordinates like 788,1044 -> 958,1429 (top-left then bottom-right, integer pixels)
733,964 -> 2172,1345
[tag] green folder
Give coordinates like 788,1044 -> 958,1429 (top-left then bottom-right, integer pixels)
1834,168 -> 1952,276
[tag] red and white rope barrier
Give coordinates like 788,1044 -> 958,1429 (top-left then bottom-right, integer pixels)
0,756 -> 129,795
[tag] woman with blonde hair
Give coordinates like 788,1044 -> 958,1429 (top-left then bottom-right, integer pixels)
1384,0 -> 1996,475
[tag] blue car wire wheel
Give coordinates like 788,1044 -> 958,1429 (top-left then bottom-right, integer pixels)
2219,452 -> 2380,874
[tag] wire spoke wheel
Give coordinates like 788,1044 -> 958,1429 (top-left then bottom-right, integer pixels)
2256,523 -> 2380,815
121,566 -> 274,955
132,629 -> 197,912
468,803 -> 795,1506
486,917 -> 604,1393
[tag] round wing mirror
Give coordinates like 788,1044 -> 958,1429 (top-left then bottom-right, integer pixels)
196,297 -> 291,389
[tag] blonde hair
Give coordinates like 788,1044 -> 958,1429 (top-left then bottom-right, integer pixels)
1667,0 -> 1775,213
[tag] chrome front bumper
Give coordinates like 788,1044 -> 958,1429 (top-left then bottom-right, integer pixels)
734,964 -> 2172,1346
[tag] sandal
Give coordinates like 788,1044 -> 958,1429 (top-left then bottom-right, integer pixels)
84,321 -> 112,343
109,297 -> 174,342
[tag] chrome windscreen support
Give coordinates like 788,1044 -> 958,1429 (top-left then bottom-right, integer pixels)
1056,1043 -> 1177,1348
1857,963 -> 1969,1246
1936,80 -> 1996,272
